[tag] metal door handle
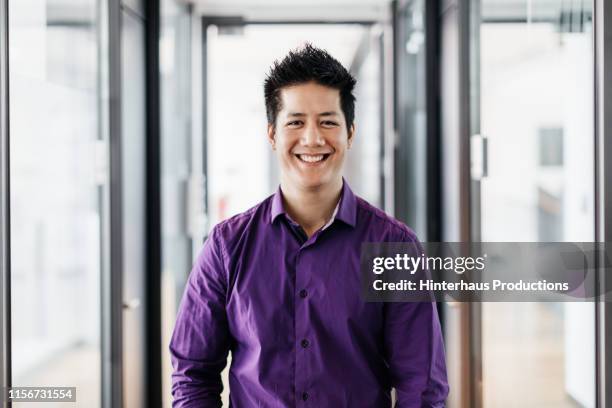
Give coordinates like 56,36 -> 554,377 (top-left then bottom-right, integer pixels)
471,134 -> 488,180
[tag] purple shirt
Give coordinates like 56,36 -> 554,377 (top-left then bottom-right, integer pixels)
170,181 -> 449,407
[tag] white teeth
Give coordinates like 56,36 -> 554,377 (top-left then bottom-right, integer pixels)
299,154 -> 325,163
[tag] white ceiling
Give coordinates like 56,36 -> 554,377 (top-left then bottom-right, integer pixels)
191,0 -> 387,5
184,0 -> 392,22
183,0 -> 589,23
482,0 -> 590,21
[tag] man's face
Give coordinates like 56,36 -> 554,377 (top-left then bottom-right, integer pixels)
268,81 -> 354,191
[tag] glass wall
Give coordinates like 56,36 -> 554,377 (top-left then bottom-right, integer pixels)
121,5 -> 147,407
347,28 -> 384,209
8,0 -> 108,406
474,1 -> 595,406
160,1 -> 194,407
394,0 -> 428,238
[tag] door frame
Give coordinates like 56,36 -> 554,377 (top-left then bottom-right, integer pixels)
104,1 -> 162,407
0,0 -> 10,405
438,0 -> 476,406
594,0 -> 612,406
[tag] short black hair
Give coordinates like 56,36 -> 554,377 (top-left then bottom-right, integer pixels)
264,43 -> 357,128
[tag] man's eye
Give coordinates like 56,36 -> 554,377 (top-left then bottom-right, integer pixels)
322,121 -> 338,127
287,121 -> 302,126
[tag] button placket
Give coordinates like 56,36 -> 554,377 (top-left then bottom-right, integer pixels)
294,248 -> 310,405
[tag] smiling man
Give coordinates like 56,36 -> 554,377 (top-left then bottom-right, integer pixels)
170,44 -> 449,407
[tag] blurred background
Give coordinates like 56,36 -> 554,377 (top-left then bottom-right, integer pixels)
0,0 -> 611,407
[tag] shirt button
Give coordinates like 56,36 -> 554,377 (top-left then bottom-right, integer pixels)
299,289 -> 308,298
301,339 -> 309,348
302,392 -> 309,401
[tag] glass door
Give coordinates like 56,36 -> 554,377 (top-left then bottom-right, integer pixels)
121,6 -> 147,408
8,0 -> 109,406
470,0 -> 596,406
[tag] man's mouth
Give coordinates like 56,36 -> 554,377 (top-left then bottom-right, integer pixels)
295,153 -> 331,163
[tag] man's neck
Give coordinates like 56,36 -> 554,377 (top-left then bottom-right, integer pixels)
280,177 -> 343,238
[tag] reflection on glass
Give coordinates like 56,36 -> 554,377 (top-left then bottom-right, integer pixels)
9,1 -> 105,406
160,2 -> 193,408
396,0 -> 428,237
121,9 -> 147,408
345,32 -> 383,209
477,1 -> 595,407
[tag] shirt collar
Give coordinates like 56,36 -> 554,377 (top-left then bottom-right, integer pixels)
321,201 -> 340,231
270,178 -> 357,228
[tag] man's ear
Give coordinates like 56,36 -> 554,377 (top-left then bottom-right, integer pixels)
267,123 -> 276,150
347,123 -> 356,149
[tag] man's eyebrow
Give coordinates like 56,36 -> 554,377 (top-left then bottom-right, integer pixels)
286,111 -> 340,118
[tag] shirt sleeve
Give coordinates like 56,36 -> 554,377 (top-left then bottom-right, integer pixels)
169,226 -> 231,408
384,235 -> 449,408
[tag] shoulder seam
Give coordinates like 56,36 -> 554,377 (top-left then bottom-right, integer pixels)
215,193 -> 275,230
355,197 -> 417,241
210,225 -> 230,299
215,201 -> 261,229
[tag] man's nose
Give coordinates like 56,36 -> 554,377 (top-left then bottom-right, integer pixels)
301,123 -> 325,146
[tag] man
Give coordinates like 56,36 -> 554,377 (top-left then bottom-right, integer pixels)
170,44 -> 449,407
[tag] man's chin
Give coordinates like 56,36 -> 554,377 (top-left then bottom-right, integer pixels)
297,179 -> 324,190
293,175 -> 338,191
